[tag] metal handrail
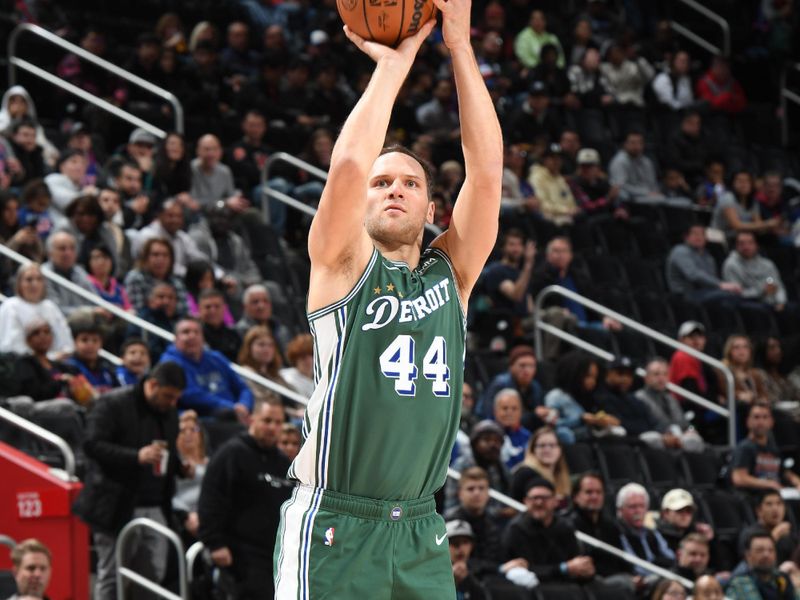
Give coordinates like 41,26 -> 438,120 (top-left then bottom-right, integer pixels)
780,62 -> 800,146
0,535 -> 16,550
0,406 -> 76,478
116,517 -> 187,600
0,244 -> 310,406
8,23 -> 184,135
669,0 -> 730,57
261,152 -> 443,235
185,541 -> 205,584
446,468 -> 695,589
534,285 -> 737,447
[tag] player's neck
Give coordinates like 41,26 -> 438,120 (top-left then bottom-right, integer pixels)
373,241 -> 422,269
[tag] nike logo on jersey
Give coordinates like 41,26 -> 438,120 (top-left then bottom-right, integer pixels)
435,533 -> 447,546
362,278 -> 452,331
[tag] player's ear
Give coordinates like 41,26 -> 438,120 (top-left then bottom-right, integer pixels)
426,199 -> 435,224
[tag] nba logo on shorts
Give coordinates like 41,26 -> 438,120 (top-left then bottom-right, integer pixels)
324,527 -> 335,546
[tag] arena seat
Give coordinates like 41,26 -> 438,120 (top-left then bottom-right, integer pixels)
680,451 -> 722,491
562,442 -> 597,475
639,447 -> 684,496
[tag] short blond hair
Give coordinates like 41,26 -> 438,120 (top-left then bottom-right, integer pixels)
10,538 -> 51,568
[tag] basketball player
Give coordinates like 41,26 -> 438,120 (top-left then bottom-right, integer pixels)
273,0 -> 502,596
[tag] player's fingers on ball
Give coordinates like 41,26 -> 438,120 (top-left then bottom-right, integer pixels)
431,0 -> 447,10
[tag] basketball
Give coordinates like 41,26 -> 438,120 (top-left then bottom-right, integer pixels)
337,0 -> 436,47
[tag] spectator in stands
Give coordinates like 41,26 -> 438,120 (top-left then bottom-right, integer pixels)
109,160 -> 151,229
0,85 -> 58,166
152,133 -> 194,210
64,123 -> 103,186
173,410 -> 208,543
184,260 -> 235,327
756,337 -> 800,404
695,159 -> 729,207
696,56 -> 747,115
444,467 -> 533,596
8,538 -> 52,600
723,232 -> 795,327
531,44 -> 572,108
666,224 -> 743,305
480,228 -> 536,318
655,489 -> 714,555
133,199 -> 209,278
567,47 -> 612,112
7,119 -> 46,187
739,490 -> 797,565
278,422 -> 301,461
600,42 -> 654,110
237,325 -> 289,403
279,334 -> 314,398
96,187 -> 130,269
756,172 -> 794,232
183,41 -> 233,124
199,397 -> 292,600
504,478 -> 626,599
14,318 -> 81,402
65,316 -> 117,397
731,403 -> 800,493
161,317 -> 253,421
651,50 -> 694,111
115,338 -> 150,386
609,131 -> 664,202
510,427 -> 571,504
500,145 -> 536,218
190,134 -> 248,214
719,335 -> 770,406
235,284 -> 290,353
478,345 -> 546,430
115,129 -> 158,193
17,180 -> 56,241
448,420 -> 511,512
225,109 -> 273,198
635,357 -> 705,452
42,230 -> 97,317
188,206 -> 262,291
598,356 -> 673,447
674,533 -> 712,581
569,147 -> 625,219
726,532 -> 797,600
652,579 -> 689,600
446,520 -> 492,600
545,351 -> 623,443
503,81 -> 561,146
198,289 -> 241,362
664,112 -> 710,188
493,388 -> 532,469
564,472 -> 634,582
711,171 -> 779,242
61,196 -> 122,281
558,130 -> 582,175
530,143 -> 579,226
220,21 -> 259,79
566,18 -> 596,66
73,361 -> 186,600
660,171 -> 693,206
124,237 -> 189,316
44,149 -> 95,219
0,190 -> 45,263
514,10 -> 565,70
0,263 -> 73,358
415,78 -> 460,144
127,282 -> 179,362
616,483 -> 676,574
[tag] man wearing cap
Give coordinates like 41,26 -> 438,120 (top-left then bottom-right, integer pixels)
597,357 -> 669,447
123,128 -> 157,186
447,420 -> 511,514
636,357 -> 705,452
503,81 -> 561,145
569,147 -> 628,219
478,345 -> 547,431
656,488 -> 715,554
445,520 -> 491,600
739,490 -> 798,565
529,143 -> 579,226
504,478 -> 628,599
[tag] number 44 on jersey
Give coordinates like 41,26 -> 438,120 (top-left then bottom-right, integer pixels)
379,334 -> 450,397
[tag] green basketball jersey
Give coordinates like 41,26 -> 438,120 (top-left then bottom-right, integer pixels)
288,246 -> 466,500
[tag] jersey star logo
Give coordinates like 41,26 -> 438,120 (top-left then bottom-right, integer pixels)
386,283 -> 395,292
373,286 -> 382,294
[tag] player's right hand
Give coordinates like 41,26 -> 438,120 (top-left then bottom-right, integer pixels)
343,19 -> 435,68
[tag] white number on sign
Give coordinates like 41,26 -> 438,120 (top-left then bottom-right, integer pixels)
380,335 -> 450,397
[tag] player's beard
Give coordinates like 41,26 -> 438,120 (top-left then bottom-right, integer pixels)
365,211 -> 426,248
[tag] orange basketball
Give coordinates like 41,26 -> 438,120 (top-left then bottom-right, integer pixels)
337,0 -> 437,47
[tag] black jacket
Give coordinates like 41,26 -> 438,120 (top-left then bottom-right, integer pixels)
530,261 -> 598,321
72,384 -> 179,533
198,432 -> 292,556
563,506 -> 633,576
14,355 -> 78,401
444,504 -> 504,576
502,512 -> 582,582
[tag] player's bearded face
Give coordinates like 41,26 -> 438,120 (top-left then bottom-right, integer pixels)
365,153 -> 433,246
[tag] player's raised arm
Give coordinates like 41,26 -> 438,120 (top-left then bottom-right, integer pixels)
308,21 -> 435,274
430,0 -> 503,298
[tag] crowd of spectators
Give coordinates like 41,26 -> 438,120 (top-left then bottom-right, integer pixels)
1,0 -> 800,598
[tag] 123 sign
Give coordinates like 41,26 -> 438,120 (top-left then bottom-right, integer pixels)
17,491 -> 43,519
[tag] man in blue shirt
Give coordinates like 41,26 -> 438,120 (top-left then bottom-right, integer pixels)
160,317 -> 253,422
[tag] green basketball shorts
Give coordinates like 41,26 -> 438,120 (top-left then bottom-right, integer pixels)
273,485 -> 455,599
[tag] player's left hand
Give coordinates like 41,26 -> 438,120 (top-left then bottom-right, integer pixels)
432,0 -> 471,51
